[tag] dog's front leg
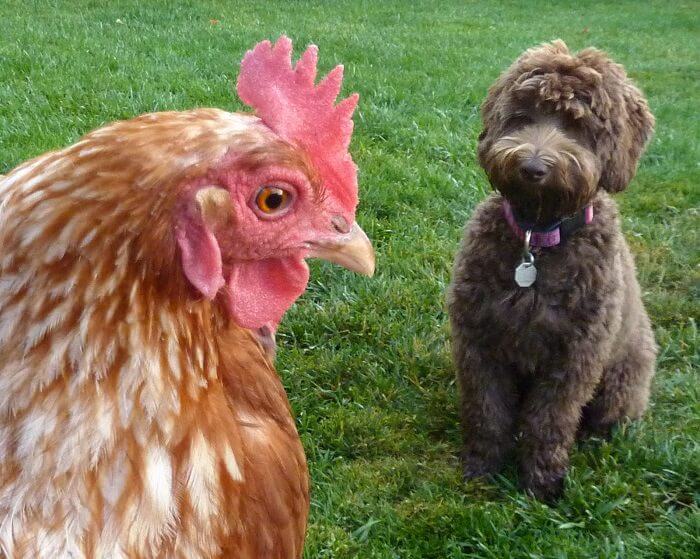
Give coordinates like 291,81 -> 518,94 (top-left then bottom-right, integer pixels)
518,365 -> 601,502
456,349 -> 519,480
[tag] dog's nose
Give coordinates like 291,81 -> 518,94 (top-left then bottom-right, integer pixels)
519,159 -> 548,182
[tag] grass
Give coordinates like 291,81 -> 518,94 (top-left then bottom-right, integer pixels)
1,1 -> 698,557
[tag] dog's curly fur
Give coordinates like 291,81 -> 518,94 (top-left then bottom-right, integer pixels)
447,40 -> 657,501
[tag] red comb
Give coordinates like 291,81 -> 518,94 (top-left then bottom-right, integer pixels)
237,36 -> 359,214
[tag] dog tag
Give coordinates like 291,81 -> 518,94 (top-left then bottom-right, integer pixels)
515,229 -> 537,287
515,260 -> 537,287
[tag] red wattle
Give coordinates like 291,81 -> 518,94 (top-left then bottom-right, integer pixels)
225,257 -> 310,329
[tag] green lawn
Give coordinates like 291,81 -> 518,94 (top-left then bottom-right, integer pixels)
1,1 -> 698,557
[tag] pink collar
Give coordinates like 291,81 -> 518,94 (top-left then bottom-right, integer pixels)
502,200 -> 594,248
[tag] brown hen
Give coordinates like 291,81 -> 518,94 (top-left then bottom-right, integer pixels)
0,37 -> 373,558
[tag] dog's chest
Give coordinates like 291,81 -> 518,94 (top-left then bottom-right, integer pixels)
469,244 -> 617,369
450,194 -> 625,372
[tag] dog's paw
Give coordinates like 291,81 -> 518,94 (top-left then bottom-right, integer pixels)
461,450 -> 502,480
520,471 -> 566,503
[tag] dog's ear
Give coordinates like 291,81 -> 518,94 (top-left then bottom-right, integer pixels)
476,126 -> 492,173
598,77 -> 655,193
476,126 -> 500,193
478,80 -> 506,173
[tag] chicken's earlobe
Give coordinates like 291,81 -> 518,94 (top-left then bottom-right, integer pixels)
196,186 -> 234,229
175,187 -> 230,300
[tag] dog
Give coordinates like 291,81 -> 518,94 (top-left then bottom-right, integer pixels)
447,40 -> 657,501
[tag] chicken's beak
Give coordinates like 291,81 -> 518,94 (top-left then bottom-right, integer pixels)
308,222 -> 375,277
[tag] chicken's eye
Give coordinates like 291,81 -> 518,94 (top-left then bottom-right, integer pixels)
255,186 -> 291,215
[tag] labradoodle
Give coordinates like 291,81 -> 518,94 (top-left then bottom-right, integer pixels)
447,40 -> 657,501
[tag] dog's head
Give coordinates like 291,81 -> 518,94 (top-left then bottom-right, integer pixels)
477,40 -> 654,223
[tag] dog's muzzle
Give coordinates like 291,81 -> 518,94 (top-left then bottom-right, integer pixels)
519,158 -> 549,183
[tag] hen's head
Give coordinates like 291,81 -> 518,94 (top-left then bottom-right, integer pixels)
175,37 -> 374,330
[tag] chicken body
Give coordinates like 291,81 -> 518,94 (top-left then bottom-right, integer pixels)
0,36 -> 373,557
0,110 -> 313,557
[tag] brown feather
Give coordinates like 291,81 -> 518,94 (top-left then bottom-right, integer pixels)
0,109 -> 309,557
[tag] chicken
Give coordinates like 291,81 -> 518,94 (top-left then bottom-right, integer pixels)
0,36 -> 374,558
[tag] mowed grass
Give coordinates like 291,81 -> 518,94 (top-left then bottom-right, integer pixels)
1,1 -> 698,557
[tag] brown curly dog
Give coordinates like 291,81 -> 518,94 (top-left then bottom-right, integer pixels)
447,40 -> 657,501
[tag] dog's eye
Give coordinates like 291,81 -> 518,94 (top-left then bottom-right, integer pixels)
478,129 -> 487,141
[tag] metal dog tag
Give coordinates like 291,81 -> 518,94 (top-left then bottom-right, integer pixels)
515,229 -> 537,287
515,260 -> 537,287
